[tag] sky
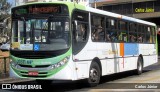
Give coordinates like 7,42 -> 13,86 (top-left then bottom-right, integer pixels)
8,0 -> 15,7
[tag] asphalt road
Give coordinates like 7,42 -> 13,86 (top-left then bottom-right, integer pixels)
0,61 -> 160,92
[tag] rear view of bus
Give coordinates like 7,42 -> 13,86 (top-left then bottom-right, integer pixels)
10,2 -> 73,80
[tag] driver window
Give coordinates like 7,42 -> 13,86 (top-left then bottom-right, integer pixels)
76,23 -> 87,41
72,10 -> 89,55
72,11 -> 88,42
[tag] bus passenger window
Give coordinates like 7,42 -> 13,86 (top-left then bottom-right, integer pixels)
123,34 -> 127,42
92,25 -> 102,41
118,33 -> 127,42
109,31 -> 118,42
91,15 -> 105,42
105,32 -> 111,41
146,27 -> 151,43
137,35 -> 143,43
129,34 -> 136,42
151,27 -> 156,43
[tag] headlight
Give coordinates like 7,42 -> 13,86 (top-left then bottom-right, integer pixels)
50,56 -> 70,69
10,61 -> 18,68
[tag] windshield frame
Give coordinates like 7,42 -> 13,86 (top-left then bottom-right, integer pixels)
11,15 -> 71,52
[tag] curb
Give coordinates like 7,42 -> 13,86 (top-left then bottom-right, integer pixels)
0,78 -> 34,84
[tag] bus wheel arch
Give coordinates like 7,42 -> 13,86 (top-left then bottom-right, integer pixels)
136,54 -> 144,75
92,57 -> 102,76
87,57 -> 102,87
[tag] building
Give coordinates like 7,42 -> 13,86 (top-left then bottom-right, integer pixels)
94,0 -> 160,26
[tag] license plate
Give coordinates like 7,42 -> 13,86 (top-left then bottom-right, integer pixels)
28,71 -> 38,76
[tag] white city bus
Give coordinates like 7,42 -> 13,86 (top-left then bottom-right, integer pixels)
10,1 -> 157,87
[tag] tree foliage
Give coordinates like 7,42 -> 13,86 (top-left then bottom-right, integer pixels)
0,0 -> 11,21
0,0 -> 11,43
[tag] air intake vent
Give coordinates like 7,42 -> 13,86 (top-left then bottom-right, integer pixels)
19,64 -> 50,68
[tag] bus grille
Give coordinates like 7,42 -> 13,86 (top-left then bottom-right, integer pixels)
19,64 -> 50,68
22,75 -> 47,78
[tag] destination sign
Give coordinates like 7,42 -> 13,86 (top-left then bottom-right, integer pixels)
12,4 -> 68,16
29,6 -> 59,14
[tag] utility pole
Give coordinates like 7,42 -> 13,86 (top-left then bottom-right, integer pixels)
94,0 -> 97,8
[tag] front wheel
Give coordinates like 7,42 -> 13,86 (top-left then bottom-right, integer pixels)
87,62 -> 101,87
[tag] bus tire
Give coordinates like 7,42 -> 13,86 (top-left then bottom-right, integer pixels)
136,57 -> 143,75
87,62 -> 101,87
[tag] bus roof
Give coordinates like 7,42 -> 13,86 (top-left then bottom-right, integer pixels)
86,7 -> 156,26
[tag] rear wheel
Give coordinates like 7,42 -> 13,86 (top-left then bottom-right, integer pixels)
87,62 -> 101,87
136,57 -> 143,75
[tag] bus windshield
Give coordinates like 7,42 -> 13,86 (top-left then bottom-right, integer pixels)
11,16 -> 70,51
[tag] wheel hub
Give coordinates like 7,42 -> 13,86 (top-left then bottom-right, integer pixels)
90,68 -> 98,82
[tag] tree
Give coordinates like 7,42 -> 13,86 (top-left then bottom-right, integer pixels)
0,0 -> 11,43
0,0 -> 11,21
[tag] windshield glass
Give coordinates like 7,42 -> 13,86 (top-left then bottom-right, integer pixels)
11,17 -> 70,51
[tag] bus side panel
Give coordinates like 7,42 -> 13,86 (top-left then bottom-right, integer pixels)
96,43 -> 120,75
74,42 -> 117,78
114,43 -> 139,73
73,41 -> 97,79
139,44 -> 157,67
75,61 -> 91,79
123,57 -> 137,71
123,43 -> 138,72
105,59 -> 116,75
147,44 -> 157,66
